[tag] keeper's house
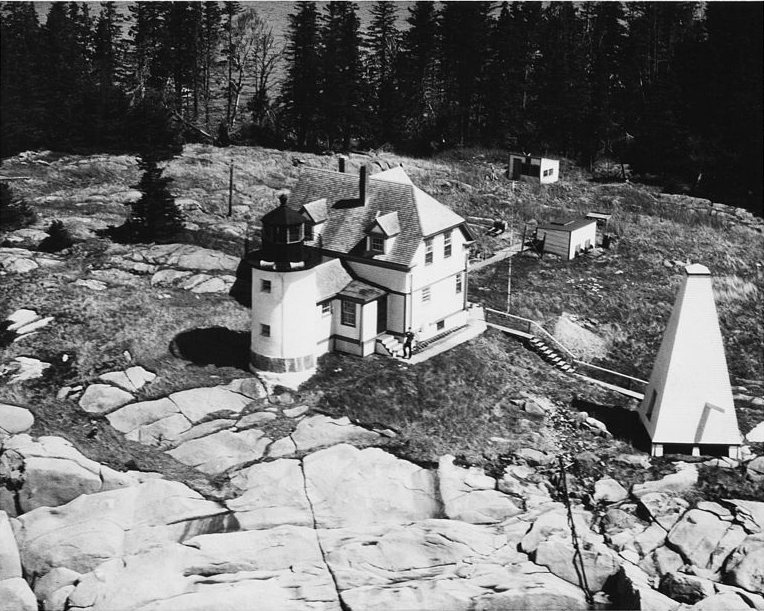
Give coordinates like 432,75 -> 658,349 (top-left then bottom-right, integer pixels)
242,163 -> 477,372
535,218 -> 597,260
508,153 -> 560,184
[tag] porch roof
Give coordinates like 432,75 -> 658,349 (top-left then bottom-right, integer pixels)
337,279 -> 386,304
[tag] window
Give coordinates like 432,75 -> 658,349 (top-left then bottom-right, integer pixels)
260,279 -> 271,293
287,225 -> 303,243
456,274 -> 463,294
305,224 -> 314,240
260,324 -> 270,337
422,287 -> 431,302
321,302 -> 331,317
437,320 -> 445,331
425,238 -> 433,265
444,231 -> 452,258
370,235 -> 385,253
341,300 -> 356,327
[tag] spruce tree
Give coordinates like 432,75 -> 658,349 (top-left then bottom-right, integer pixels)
367,1 -> 399,144
126,155 -> 184,242
281,1 -> 321,150
0,182 -> 37,231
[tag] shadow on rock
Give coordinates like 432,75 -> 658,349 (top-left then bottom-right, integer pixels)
170,327 -> 250,370
572,397 -> 652,451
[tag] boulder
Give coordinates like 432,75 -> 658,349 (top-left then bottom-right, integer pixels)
5,357 -> 50,383
745,422 -> 764,443
472,573 -> 589,611
668,508 -> 748,575
14,479 -> 232,578
0,404 -> 34,437
632,462 -> 698,497
106,397 -> 179,434
723,500 -> 764,533
235,411 -> 276,428
150,269 -> 192,287
610,562 -> 681,611
659,571 -> 715,604
614,453 -> 652,469
520,506 -> 592,555
173,418 -> 235,445
98,366 -> 155,392
640,545 -> 685,578
291,414 -> 381,452
0,577 -> 37,611
724,534 -> 764,594
303,444 -> 438,528
220,378 -> 266,400
227,459 -> 313,529
0,510 -> 22,579
638,492 -> 690,531
747,457 -> 764,482
267,436 -> 297,458
74,279 -> 107,291
534,536 -> 621,592
4,309 -> 38,332
514,447 -> 554,466
168,386 -> 251,424
438,456 -> 522,524
18,456 -> 103,513
43,585 -> 75,611
167,428 -> 270,474
497,464 -> 553,511
124,413 -> 193,447
594,478 -> 629,504
33,567 -> 81,606
283,405 -> 310,418
686,591 -> 754,610
189,276 -> 232,293
78,384 -> 134,415
89,269 -> 142,286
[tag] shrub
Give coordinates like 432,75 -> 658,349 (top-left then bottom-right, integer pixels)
0,182 -> 37,230
38,219 -> 75,252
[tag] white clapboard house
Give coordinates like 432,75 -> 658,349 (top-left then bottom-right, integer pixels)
244,163 -> 476,372
638,264 -> 742,458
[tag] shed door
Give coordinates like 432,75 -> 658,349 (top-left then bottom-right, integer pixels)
512,159 -> 523,180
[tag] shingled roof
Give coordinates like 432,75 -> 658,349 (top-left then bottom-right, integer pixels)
289,166 -> 465,267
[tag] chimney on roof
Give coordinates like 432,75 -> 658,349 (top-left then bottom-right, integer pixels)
359,165 -> 368,205
338,155 -> 348,173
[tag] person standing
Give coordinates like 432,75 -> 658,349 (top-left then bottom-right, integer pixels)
403,328 -> 415,359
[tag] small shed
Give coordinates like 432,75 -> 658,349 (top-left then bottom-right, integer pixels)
585,212 -> 612,228
535,219 -> 597,260
508,153 -> 559,184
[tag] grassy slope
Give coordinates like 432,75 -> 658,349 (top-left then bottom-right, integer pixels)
1,144 -> 762,501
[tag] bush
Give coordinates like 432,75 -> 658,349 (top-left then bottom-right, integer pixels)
111,155 -> 184,243
38,219 -> 75,252
0,182 -> 37,231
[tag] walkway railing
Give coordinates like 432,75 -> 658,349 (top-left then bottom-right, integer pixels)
485,308 -> 648,394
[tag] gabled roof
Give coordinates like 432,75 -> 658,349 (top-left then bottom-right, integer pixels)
301,198 -> 327,224
370,211 -> 400,237
288,166 -> 466,267
314,258 -> 353,303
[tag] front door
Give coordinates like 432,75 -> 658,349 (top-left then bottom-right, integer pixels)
376,296 -> 387,334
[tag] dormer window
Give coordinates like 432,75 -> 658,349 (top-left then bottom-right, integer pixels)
370,235 -> 385,253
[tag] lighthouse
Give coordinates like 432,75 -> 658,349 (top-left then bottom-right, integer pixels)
248,194 -> 321,373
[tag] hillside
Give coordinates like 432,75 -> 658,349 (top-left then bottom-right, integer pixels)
1,145 -> 763,611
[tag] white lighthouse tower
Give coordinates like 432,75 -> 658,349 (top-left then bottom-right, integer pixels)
638,264 -> 742,458
248,194 -> 320,373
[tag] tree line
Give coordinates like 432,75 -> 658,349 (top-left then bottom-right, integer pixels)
1,1 -> 761,209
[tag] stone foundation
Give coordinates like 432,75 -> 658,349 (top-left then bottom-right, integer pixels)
250,351 -> 315,373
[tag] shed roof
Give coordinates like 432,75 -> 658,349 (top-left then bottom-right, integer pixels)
338,279 -> 387,304
288,166 -> 466,267
537,218 -> 596,232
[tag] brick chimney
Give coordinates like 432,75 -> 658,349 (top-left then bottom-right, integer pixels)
359,165 -> 368,205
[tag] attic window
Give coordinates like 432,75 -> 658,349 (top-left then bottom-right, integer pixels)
370,235 -> 385,253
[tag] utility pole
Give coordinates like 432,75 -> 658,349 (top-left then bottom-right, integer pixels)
228,161 -> 234,217
506,207 -> 514,313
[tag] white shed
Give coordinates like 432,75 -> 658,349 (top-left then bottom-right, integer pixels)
508,153 -> 560,184
638,264 -> 742,458
535,219 -> 597,260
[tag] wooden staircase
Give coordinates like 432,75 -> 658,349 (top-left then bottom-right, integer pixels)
528,336 -> 576,373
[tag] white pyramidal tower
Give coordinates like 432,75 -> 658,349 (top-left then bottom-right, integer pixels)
638,264 -> 742,458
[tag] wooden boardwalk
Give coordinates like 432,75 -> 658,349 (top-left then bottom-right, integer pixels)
468,242 -> 524,272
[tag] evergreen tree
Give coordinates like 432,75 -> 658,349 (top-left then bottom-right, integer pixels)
39,220 -> 75,253
439,2 -> 493,145
0,2 -> 45,156
124,155 -> 184,242
281,1 -> 322,150
320,1 -> 365,149
366,1 -> 399,144
397,1 -> 442,152
200,2 -> 223,128
0,183 -> 37,231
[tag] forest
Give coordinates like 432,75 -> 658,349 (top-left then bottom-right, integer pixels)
1,1 -> 761,213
